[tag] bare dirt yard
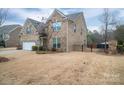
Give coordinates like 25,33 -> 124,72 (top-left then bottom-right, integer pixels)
0,48 -> 124,85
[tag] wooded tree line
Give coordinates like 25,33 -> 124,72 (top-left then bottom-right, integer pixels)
87,25 -> 124,53
87,8 -> 124,53
87,26 -> 124,44
87,29 -> 116,45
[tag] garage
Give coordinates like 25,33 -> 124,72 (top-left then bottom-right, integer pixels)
22,42 -> 36,50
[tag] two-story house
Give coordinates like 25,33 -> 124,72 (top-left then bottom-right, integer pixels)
20,9 -> 87,51
0,25 -> 22,47
20,18 -> 45,50
45,9 -> 87,52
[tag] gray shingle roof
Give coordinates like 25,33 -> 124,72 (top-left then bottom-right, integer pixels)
47,9 -> 84,23
37,22 -> 48,35
67,12 -> 83,21
0,25 -> 21,34
27,18 -> 41,29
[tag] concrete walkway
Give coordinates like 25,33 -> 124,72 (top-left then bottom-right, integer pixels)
0,50 -> 20,55
0,48 -> 19,55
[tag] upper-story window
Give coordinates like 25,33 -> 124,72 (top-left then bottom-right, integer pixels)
0,34 -> 3,41
5,34 -> 9,40
3,33 -> 9,40
26,26 -> 32,34
52,21 -> 61,32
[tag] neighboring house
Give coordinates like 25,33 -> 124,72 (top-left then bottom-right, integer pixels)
45,9 -> 87,52
0,25 -> 22,47
20,18 -> 45,50
20,9 -> 87,51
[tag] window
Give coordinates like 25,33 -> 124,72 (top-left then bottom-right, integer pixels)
53,38 -> 56,48
3,33 -> 9,40
0,34 -> 3,40
52,22 -> 61,31
53,37 -> 61,48
26,26 -> 32,34
73,24 -> 76,32
0,34 -> 2,38
5,34 -> 9,40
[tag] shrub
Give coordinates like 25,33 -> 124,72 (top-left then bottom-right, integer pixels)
43,47 -> 47,51
32,46 -> 38,51
117,45 -> 124,54
37,46 -> 47,51
38,46 -> 43,51
117,40 -> 123,45
16,45 -> 22,50
52,48 -> 56,51
36,51 -> 47,54
0,40 -> 5,47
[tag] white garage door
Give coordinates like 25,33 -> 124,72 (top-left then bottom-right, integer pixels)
23,42 -> 36,50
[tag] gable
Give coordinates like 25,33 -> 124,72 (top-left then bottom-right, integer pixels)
0,25 -> 21,34
23,18 -> 41,30
21,18 -> 41,34
47,9 -> 67,22
28,18 -> 41,29
67,12 -> 87,31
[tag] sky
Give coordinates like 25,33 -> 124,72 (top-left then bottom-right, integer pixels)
3,8 -> 124,31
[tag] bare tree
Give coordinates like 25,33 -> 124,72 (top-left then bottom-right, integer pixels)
0,8 -> 8,26
99,8 -> 117,52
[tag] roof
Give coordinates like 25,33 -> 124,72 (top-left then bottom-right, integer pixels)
67,12 -> 87,31
0,25 -> 21,34
55,9 -> 66,17
47,9 -> 84,23
27,18 -> 41,29
37,22 -> 47,34
67,12 -> 83,21
47,9 -> 67,22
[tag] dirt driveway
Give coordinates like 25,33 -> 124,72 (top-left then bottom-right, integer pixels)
0,49 -> 124,85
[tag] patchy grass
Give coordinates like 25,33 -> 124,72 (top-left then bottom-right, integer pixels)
0,50 -> 124,85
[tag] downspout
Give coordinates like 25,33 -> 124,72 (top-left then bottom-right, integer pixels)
56,36 -> 57,49
66,20 -> 69,52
